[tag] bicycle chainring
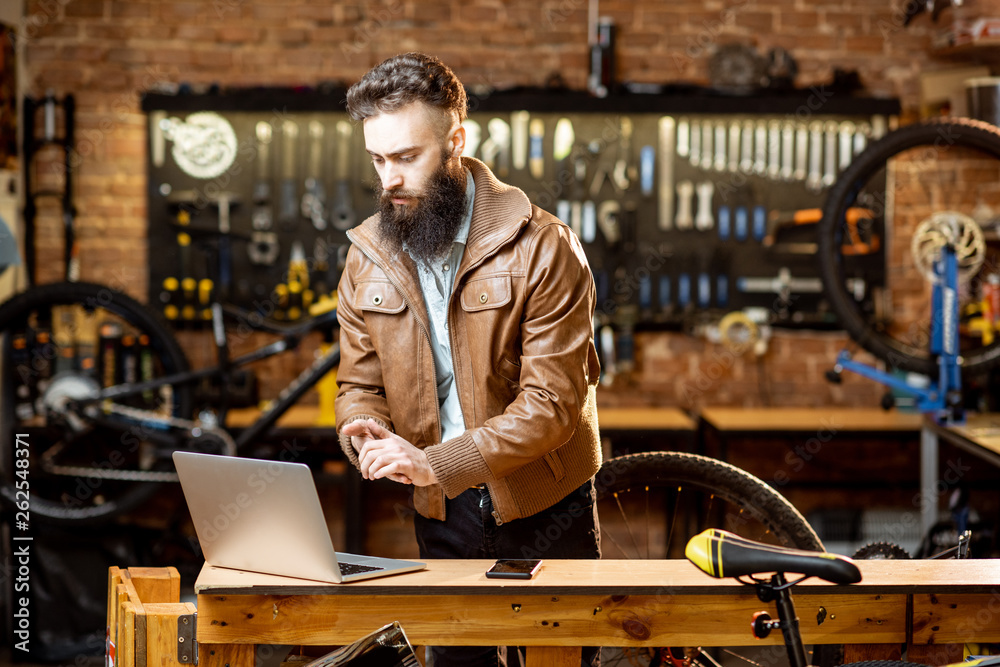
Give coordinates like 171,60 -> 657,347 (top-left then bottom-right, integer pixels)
39,401 -> 236,482
39,372 -> 102,432
910,211 -> 985,283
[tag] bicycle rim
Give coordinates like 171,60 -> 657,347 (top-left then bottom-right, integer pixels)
596,451 -> 834,667
818,118 -> 1000,378
0,282 -> 192,525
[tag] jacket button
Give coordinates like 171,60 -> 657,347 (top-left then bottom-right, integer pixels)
372,295 -> 383,305
480,293 -> 488,304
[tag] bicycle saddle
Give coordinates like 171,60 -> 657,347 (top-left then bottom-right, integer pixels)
685,529 -> 861,585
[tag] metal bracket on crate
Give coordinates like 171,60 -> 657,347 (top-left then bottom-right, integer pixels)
178,613 -> 198,664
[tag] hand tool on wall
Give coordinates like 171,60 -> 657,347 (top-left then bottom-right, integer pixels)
871,115 -> 887,140
150,110 -> 167,167
613,117 -> 634,190
480,118 -> 511,176
838,121 -> 856,172
806,121 -> 823,192
658,116 -> 676,230
780,121 -> 794,180
716,272 -> 730,308
552,118 -> 574,225
701,120 -> 714,171
753,120 -> 767,175
740,119 -> 754,173
697,270 -> 711,308
678,272 -> 692,309
763,207 -> 878,255
737,266 -> 823,305
301,120 -> 328,231
274,241 -> 314,321
752,205 -> 767,242
510,111 -> 530,171
659,274 -> 671,312
675,179 -> 694,230
639,145 -> 655,196
714,121 -> 727,172
253,121 -> 273,207
854,122 -> 870,156
689,118 -> 701,169
767,120 -> 781,180
695,181 -> 715,231
734,206 -> 749,242
581,200 -> 597,243
278,120 -> 299,231
638,271 -> 652,313
676,117 -> 690,159
728,121 -> 741,172
462,119 -> 481,157
794,123 -> 808,181
332,120 -> 357,231
250,121 -> 280,266
210,192 -> 239,301
822,120 -> 838,188
597,200 -> 622,246
718,205 -> 731,241
529,118 -> 545,180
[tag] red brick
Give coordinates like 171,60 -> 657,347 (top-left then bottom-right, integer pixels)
64,0 -> 106,18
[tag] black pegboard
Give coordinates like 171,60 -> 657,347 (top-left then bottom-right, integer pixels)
142,88 -> 896,330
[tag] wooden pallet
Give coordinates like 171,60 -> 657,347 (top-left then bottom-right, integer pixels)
106,566 -> 196,667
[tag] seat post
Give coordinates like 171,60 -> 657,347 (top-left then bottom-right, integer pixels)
758,573 -> 808,667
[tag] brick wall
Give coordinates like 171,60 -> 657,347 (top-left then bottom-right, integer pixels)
17,0 -> 974,410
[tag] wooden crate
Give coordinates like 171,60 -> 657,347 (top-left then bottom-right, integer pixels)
107,566 -> 196,667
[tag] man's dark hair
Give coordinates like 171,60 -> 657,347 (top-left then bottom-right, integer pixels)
345,52 -> 468,127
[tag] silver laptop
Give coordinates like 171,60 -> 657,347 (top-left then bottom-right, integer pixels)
172,451 -> 426,583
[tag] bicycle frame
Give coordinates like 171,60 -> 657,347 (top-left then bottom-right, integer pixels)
76,299 -> 341,453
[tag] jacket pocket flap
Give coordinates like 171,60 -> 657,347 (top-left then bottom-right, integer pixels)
357,281 -> 405,314
462,275 -> 512,312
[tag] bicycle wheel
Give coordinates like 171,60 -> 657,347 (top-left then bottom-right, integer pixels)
596,451 -> 831,667
818,118 -> 1000,378
0,281 -> 192,525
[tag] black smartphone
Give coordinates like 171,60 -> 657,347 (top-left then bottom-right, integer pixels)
485,559 -> 542,579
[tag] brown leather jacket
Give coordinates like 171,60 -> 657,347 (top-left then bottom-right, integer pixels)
335,158 -> 602,524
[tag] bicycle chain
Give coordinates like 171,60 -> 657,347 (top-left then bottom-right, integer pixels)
40,402 -> 237,482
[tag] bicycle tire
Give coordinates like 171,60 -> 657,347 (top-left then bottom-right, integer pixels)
0,281 -> 192,524
818,118 -> 1000,377
596,451 -> 823,554
596,451 -> 829,667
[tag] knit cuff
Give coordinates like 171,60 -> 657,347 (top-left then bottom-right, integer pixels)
424,433 -> 492,498
338,415 -> 392,470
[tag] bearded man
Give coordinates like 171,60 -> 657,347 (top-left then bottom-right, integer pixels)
336,52 -> 602,667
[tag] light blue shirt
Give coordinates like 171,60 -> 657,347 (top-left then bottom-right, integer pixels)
410,170 -> 474,443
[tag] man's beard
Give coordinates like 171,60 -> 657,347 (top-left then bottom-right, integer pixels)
376,157 -> 468,263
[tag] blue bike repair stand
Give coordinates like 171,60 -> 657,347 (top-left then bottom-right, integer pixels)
830,243 -> 965,426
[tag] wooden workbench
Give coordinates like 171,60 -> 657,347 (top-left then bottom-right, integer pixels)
699,406 -> 924,433
191,558 -> 1000,666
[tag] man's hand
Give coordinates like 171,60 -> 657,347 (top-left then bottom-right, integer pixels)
342,419 -> 439,486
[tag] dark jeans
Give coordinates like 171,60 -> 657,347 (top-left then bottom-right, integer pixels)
414,479 -> 601,667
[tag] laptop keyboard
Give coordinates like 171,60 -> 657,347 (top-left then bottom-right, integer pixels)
339,561 -> 384,576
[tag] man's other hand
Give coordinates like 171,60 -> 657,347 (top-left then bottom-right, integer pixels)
345,419 -> 439,486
